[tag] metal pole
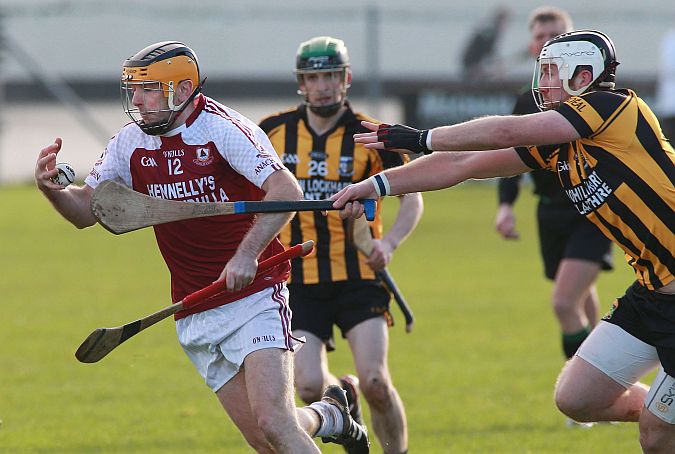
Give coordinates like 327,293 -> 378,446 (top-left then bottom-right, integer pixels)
5,34 -> 110,146
0,9 -> 5,183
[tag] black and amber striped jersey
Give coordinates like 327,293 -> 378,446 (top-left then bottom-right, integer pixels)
260,104 -> 408,284
515,89 -> 675,290
499,90 -> 572,206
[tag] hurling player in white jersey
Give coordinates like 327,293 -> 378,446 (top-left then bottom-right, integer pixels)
34,41 -> 369,454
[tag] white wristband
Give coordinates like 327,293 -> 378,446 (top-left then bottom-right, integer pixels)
426,129 -> 434,151
369,173 -> 391,197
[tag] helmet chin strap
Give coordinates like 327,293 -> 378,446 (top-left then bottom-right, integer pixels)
300,91 -> 347,118
562,78 -> 587,97
308,101 -> 344,117
558,64 -> 587,97
298,69 -> 349,118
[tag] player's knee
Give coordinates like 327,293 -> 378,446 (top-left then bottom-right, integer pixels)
241,428 -> 275,454
640,430 -> 660,454
554,385 -> 590,421
640,426 -> 670,454
640,414 -> 675,453
256,413 -> 290,449
552,297 -> 576,318
295,376 -> 324,404
361,373 -> 394,409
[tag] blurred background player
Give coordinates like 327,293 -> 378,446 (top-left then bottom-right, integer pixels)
259,36 -> 423,454
34,41 -> 369,454
460,6 -> 512,81
494,8 -> 613,399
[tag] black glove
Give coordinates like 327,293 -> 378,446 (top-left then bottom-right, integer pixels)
377,124 -> 432,154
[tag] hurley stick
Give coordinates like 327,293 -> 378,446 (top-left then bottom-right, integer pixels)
91,180 -> 376,234
75,240 -> 314,363
348,217 -> 415,333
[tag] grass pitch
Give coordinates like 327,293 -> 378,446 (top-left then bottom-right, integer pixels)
0,182 -> 641,453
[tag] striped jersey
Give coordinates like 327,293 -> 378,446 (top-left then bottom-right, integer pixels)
84,94 -> 290,318
499,90 -> 574,206
515,89 -> 675,290
259,104 -> 408,284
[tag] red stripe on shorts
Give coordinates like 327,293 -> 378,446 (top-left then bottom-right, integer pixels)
272,283 -> 292,349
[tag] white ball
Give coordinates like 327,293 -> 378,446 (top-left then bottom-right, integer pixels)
52,162 -> 76,187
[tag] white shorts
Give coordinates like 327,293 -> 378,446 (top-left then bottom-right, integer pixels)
646,368 -> 675,424
577,321 -> 675,424
577,321 -> 659,388
176,283 -> 299,392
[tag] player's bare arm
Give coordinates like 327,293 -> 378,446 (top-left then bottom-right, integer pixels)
338,109 -> 580,213
35,138 -> 97,228
355,110 -> 580,153
368,192 -> 423,271
219,169 -> 303,291
430,110 -> 579,151
332,148 -> 530,215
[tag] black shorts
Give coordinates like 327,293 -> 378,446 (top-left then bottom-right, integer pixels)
537,202 -> 614,280
288,280 -> 391,351
603,281 -> 675,376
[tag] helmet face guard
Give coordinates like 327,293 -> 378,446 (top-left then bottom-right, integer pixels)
121,41 -> 202,135
295,36 -> 351,117
532,30 -> 618,110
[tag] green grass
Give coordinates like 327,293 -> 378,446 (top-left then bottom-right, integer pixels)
0,182 -> 641,453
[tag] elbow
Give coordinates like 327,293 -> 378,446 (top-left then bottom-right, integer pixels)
417,195 -> 425,215
289,181 -> 304,201
405,192 -> 424,215
73,212 -> 97,230
282,171 -> 303,201
414,194 -> 425,220
278,179 -> 303,202
265,172 -> 304,201
73,219 -> 96,230
398,192 -> 424,224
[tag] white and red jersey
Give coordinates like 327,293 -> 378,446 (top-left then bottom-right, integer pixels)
85,94 -> 289,318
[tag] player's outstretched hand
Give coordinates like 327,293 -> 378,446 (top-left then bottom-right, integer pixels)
353,121 -> 384,149
354,121 -> 431,154
330,180 -> 378,219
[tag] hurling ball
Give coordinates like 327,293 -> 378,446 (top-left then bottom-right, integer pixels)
51,162 -> 76,187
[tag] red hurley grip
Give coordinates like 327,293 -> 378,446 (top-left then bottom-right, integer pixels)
181,241 -> 313,309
